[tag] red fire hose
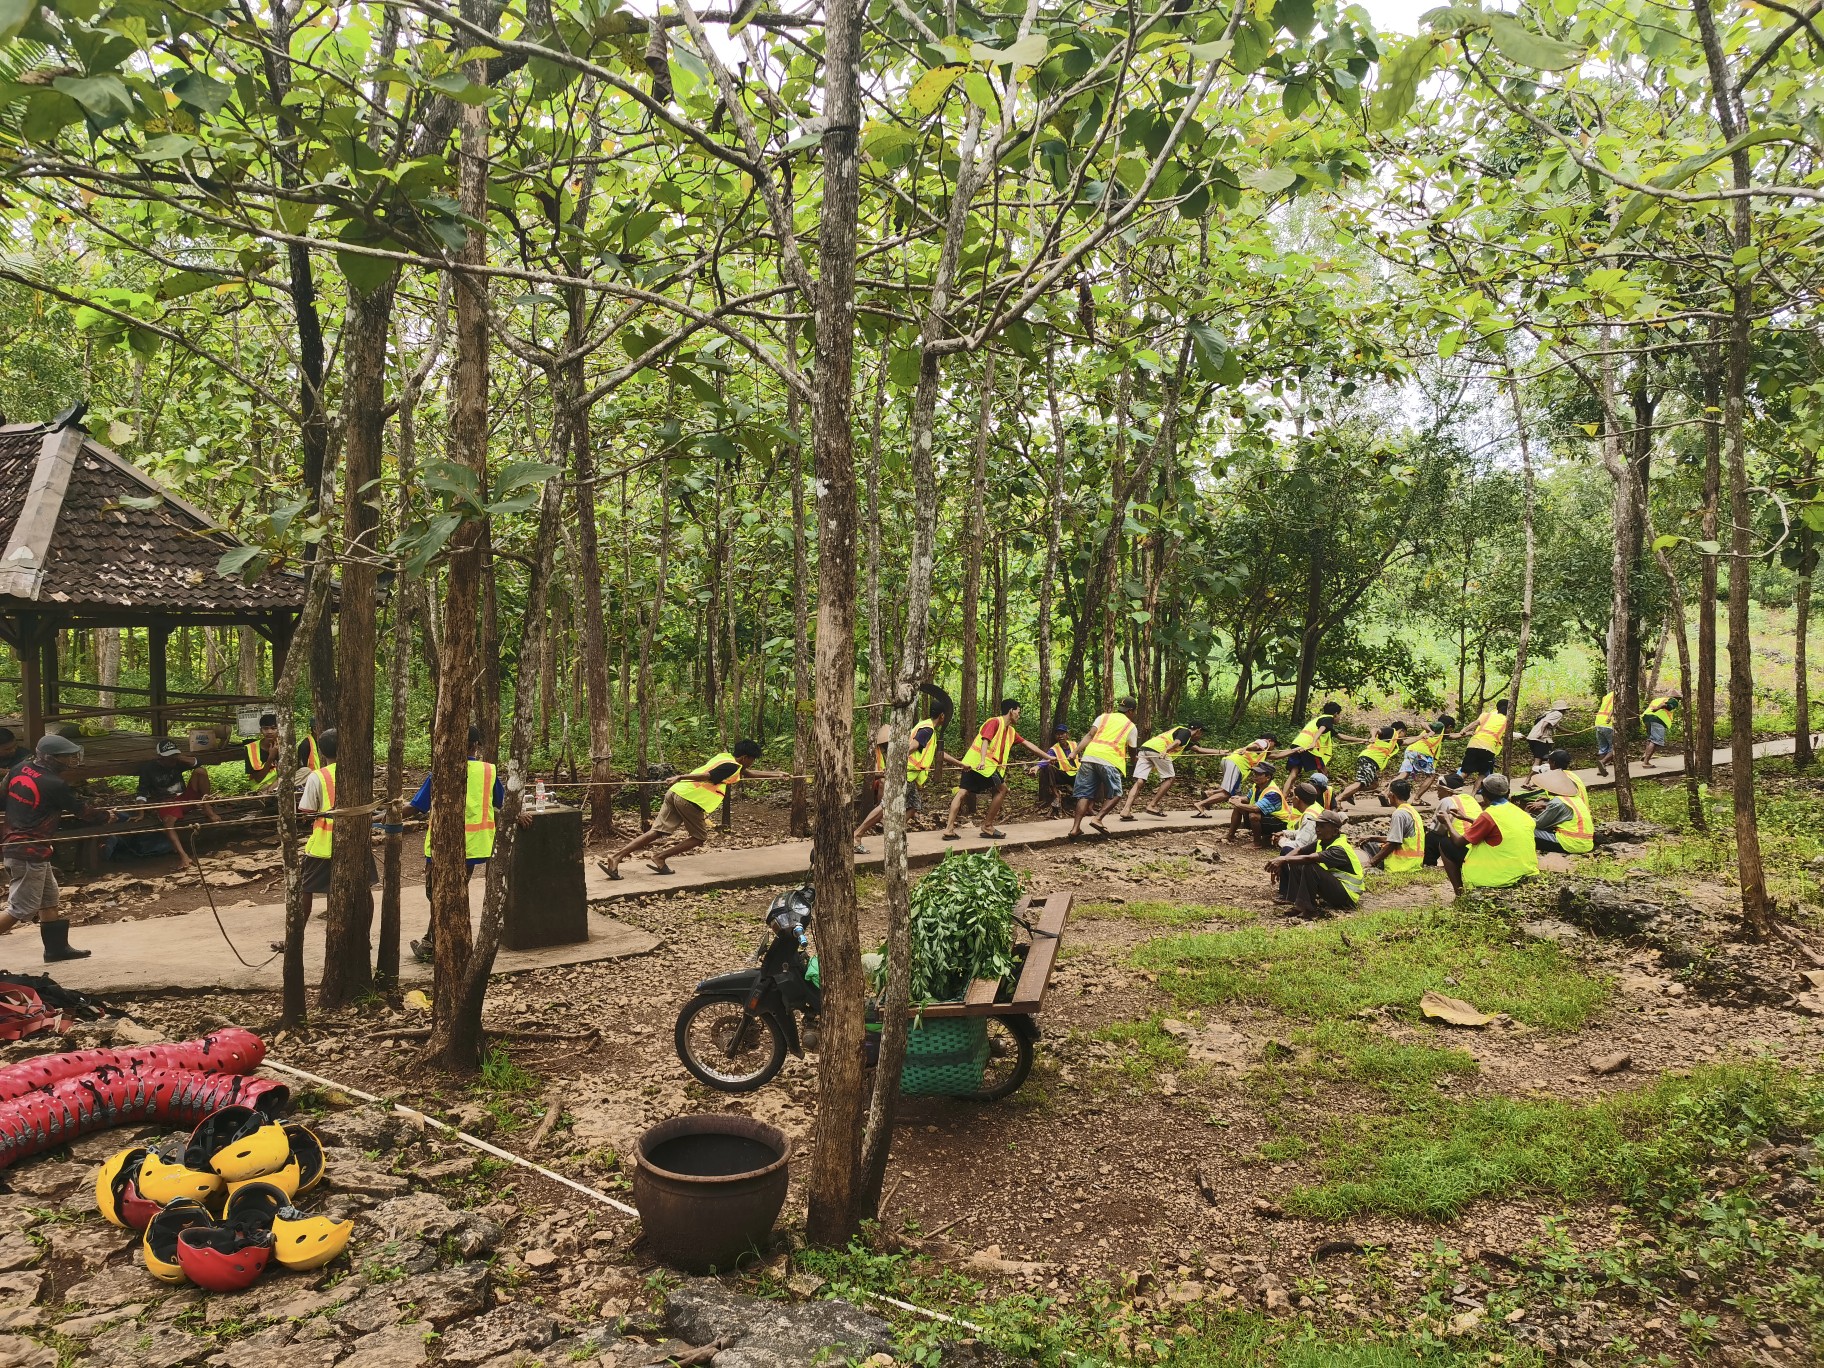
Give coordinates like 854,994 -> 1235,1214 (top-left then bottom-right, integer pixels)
0,1028 -> 266,1103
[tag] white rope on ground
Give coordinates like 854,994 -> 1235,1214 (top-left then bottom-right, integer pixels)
863,1291 -> 989,1335
261,1058 -> 640,1218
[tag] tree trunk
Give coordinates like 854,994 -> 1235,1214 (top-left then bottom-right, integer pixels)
789,324 -> 812,837
864,361 -> 888,706
424,40 -> 493,1067
563,327 -> 618,842
958,354 -> 998,744
237,626 -> 259,697
1694,0 -> 1772,937
95,629 -> 119,729
320,275 -> 398,1008
280,572 -> 335,1027
1647,524 -> 1707,829
1597,329 -> 1639,821
801,0 -> 865,1247
1794,489 -> 1814,769
635,481 -> 672,821
1696,341 -> 1722,782
1039,349 -> 1065,735
1500,372 -> 1536,779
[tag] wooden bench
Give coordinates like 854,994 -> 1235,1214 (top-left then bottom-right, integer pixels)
916,891 -> 1071,1019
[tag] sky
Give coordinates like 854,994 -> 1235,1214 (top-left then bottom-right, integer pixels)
1357,0 -> 1433,36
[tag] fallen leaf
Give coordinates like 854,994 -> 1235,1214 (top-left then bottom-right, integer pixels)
1420,991 -> 1494,1027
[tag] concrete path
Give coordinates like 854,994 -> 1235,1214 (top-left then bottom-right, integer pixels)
30,878 -> 659,998
24,731 -> 1804,996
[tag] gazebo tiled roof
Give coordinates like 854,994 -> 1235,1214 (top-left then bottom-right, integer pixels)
0,420 -> 305,618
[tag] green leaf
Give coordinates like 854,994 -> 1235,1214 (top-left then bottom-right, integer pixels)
117,494 -> 164,511
1614,126 -> 1802,232
1652,533 -> 1680,552
1695,539 -> 1722,555
427,69 -> 493,104
1242,164 -> 1297,195
963,71 -> 997,112
52,73 -> 131,119
1485,15 -> 1582,71
1186,38 -> 1232,61
337,246 -> 398,296
0,0 -> 34,41
970,33 -> 1049,66
216,545 -> 265,580
1273,0 -> 1316,39
171,71 -> 231,116
907,65 -> 964,117
1369,35 -> 1443,133
157,270 -> 230,301
21,90 -> 83,143
136,133 -> 200,163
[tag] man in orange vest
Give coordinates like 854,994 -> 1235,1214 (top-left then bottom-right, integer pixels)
407,725 -> 526,964
940,699 -> 1052,842
601,740 -> 789,878
1068,697 -> 1138,839
295,729 -> 378,921
1450,698 -> 1511,780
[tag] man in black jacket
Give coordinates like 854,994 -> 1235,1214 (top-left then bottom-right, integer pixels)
0,735 -> 108,961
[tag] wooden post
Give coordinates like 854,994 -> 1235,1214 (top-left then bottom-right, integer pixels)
270,613 -> 295,693
18,615 -> 41,745
150,622 -> 170,737
40,625 -> 58,722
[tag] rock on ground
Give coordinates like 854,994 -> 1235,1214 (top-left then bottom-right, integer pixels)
664,1281 -> 894,1366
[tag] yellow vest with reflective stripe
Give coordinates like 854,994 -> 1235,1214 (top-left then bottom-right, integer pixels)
1226,744 -> 1262,771
906,721 -> 940,785
961,717 -> 1017,778
1081,713 -> 1132,772
1444,792 -> 1482,839
1594,692 -> 1615,728
1293,717 -> 1335,765
1551,791 -> 1595,854
245,739 -> 279,789
425,760 -> 498,860
672,752 -> 741,814
1565,769 -> 1589,805
1406,731 -> 1442,762
1142,728 -> 1186,756
1462,800 -> 1539,888
1642,696 -> 1677,729
304,764 -> 336,858
1467,711 -> 1508,751
1321,834 -> 1365,903
1386,802 -> 1425,870
1050,740 -> 1080,776
1360,737 -> 1399,770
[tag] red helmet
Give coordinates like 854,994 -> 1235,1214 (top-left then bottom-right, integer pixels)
175,1222 -> 272,1293
143,1200 -> 215,1284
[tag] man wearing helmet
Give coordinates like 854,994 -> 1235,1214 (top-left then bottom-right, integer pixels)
0,734 -> 108,960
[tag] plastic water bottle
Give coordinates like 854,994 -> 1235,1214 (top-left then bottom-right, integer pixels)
534,779 -> 547,811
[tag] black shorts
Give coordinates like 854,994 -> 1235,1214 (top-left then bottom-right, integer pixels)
299,849 -> 379,894
957,769 -> 1004,796
1462,746 -> 1496,775
1526,739 -> 1553,760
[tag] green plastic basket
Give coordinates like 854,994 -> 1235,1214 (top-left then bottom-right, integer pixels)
899,1017 -> 988,1096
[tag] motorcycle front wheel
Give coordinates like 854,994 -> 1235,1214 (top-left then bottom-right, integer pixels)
675,995 -> 788,1092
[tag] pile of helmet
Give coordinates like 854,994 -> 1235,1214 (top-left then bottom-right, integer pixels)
97,1105 -> 353,1290
0,1028 -> 287,1172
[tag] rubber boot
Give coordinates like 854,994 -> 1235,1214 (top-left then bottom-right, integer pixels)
41,918 -> 90,961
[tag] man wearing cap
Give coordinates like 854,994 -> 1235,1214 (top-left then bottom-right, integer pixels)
0,735 -> 110,960
1639,691 -> 1682,768
1525,701 -> 1571,765
1437,773 -> 1539,895
1266,809 -> 1364,918
135,739 -> 222,871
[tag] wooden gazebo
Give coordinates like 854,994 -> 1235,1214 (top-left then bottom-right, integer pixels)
0,415 -> 306,775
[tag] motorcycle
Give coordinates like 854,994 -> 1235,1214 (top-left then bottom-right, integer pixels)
674,885 -> 821,1092
674,884 -> 1038,1100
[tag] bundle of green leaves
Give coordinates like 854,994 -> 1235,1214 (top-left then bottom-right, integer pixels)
907,851 -> 1022,1004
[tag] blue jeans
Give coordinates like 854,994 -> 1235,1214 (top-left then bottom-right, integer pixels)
1073,761 -> 1122,801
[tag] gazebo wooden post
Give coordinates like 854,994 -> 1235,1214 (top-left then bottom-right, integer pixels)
39,622 -> 59,722
17,613 -> 41,745
270,612 -> 295,690
149,621 -> 170,737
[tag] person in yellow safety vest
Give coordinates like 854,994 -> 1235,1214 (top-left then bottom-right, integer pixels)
1639,691 -> 1682,768
1529,781 -> 1595,856
1041,723 -> 1080,818
940,699 -> 1053,843
1450,699 -> 1511,779
1396,714 -> 1456,804
1191,734 -> 1279,816
1593,689 -> 1617,776
1336,722 -> 1409,807
853,694 -> 961,851
1438,773 -> 1538,896
1362,778 -> 1434,872
296,729 -> 378,919
1220,762 -> 1276,843
1540,748 -> 1590,805
601,739 -> 789,879
1118,721 -> 1222,820
407,725 -> 530,963
1067,698 -> 1139,839
1270,780 -> 1329,853
1429,770 -> 1483,842
243,713 -> 282,791
1278,701 -> 1368,779
1267,810 -> 1364,918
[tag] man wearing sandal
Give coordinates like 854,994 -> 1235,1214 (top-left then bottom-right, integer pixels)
1117,721 -> 1218,821
939,700 -> 1052,843
1067,699 -> 1138,839
599,740 -> 788,878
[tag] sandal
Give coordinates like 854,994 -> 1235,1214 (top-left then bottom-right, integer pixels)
1089,820 -> 1109,836
1144,807 -> 1167,817
596,860 -> 622,881
1191,812 -> 1211,820
1119,814 -> 1137,822
646,863 -> 674,876
942,833 -> 961,841
979,829 -> 1006,840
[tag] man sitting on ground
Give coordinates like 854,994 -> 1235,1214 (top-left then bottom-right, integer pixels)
1361,778 -> 1432,872
1438,773 -> 1538,896
1267,809 -> 1363,919
1529,775 -> 1596,856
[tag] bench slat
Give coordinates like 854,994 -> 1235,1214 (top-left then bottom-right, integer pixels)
1007,892 -> 1071,1008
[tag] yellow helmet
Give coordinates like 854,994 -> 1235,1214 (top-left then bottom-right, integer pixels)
142,1199 -> 214,1284
223,1179 -> 290,1231
225,1155 -> 300,1203
136,1152 -> 225,1209
94,1146 -> 152,1228
284,1123 -> 327,1196
206,1120 -> 290,1183
270,1207 -> 354,1271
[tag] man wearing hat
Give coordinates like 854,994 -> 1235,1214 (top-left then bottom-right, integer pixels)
0,734 -> 111,960
1525,700 -> 1571,765
1266,809 -> 1364,918
135,739 -> 221,870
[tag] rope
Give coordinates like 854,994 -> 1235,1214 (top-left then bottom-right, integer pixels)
187,825 -> 280,971
258,1059 -> 640,1218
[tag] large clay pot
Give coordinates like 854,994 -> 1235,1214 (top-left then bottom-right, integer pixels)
631,1114 -> 790,1273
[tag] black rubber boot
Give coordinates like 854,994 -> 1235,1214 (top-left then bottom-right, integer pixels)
41,919 -> 91,962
